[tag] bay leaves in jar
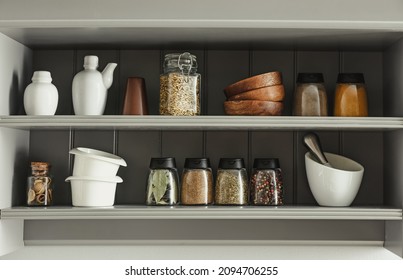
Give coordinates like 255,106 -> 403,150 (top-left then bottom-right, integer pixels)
151,170 -> 169,203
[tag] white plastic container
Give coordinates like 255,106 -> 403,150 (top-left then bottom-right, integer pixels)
65,176 -> 122,207
24,71 -> 59,115
70,147 -> 127,177
305,152 -> 364,207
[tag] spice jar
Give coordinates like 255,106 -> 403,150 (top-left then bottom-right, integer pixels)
146,157 -> 179,205
250,158 -> 283,206
27,162 -> 53,206
181,158 -> 213,205
215,158 -> 248,205
293,73 -> 328,116
334,73 -> 368,117
160,52 -> 201,116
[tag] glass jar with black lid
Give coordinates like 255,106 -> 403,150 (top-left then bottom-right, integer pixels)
215,158 -> 248,205
334,73 -> 368,117
181,158 -> 213,205
293,73 -> 328,116
250,158 -> 284,206
146,157 -> 179,205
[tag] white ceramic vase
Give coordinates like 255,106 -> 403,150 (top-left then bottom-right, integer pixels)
23,71 -> 58,115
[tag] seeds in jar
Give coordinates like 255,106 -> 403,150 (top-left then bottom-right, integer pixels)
215,170 -> 248,205
160,73 -> 200,116
181,169 -> 213,205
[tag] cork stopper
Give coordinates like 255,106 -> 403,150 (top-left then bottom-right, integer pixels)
31,162 -> 50,176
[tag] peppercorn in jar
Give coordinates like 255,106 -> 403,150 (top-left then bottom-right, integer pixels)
250,158 -> 284,206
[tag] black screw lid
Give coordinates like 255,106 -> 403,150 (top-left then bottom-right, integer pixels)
218,158 -> 245,169
184,158 -> 211,169
149,157 -> 176,169
297,73 -> 324,83
337,73 -> 365,84
253,158 -> 280,169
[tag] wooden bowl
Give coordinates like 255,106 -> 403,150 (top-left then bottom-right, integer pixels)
227,85 -> 285,102
224,71 -> 282,98
224,100 -> 283,116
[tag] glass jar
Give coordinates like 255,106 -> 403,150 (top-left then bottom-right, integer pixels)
293,73 -> 328,116
250,158 -> 283,206
160,52 -> 201,116
334,73 -> 368,117
27,162 -> 53,206
215,158 -> 248,205
146,157 -> 179,205
181,158 -> 213,205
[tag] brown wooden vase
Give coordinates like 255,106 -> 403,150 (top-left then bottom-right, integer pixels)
122,77 -> 149,115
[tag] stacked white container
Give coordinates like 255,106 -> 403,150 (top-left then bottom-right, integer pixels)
66,147 -> 127,206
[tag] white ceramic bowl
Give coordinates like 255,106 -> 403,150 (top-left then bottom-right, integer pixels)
70,147 -> 127,177
305,152 -> 364,207
66,176 -> 123,207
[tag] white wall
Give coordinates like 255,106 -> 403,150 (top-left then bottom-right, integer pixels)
384,37 -> 403,257
0,32 -> 31,256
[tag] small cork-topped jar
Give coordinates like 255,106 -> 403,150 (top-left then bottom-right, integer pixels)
215,158 -> 248,205
334,73 -> 368,117
181,158 -> 213,205
27,162 -> 53,206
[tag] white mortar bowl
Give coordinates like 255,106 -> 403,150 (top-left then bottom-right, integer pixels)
70,147 -> 127,177
305,152 -> 364,207
66,176 -> 123,207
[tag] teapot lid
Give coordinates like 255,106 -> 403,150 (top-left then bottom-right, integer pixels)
84,55 -> 99,68
32,71 -> 52,82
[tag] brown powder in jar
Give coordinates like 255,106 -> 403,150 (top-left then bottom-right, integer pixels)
293,84 -> 328,116
334,83 -> 368,116
181,169 -> 213,205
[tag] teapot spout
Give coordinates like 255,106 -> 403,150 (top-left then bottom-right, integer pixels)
102,63 -> 118,89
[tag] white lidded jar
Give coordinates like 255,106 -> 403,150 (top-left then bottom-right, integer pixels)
23,71 -> 58,115
72,55 -> 117,115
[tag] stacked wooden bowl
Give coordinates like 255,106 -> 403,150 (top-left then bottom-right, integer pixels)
223,71 -> 285,116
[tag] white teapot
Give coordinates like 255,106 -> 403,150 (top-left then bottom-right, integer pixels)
72,55 -> 117,115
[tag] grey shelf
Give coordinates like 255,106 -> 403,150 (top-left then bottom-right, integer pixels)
1,0 -> 403,49
1,206 -> 401,220
1,116 -> 403,130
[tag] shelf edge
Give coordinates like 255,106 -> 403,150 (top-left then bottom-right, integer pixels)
2,206 -> 401,221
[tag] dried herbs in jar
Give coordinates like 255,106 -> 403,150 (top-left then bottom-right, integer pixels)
215,158 -> 248,205
146,157 -> 179,205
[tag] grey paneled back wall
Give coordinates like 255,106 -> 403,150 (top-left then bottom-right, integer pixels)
26,49 -> 383,206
